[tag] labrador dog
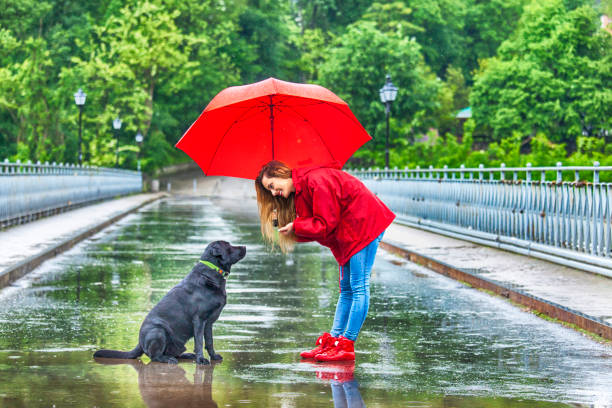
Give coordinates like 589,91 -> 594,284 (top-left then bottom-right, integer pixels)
94,240 -> 246,365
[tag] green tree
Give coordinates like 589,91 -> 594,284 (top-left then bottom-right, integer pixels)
319,20 -> 440,168
431,65 -> 471,137
0,36 -> 68,162
0,0 -> 52,40
233,0 -> 296,82
462,0 -> 526,79
292,0 -> 375,32
403,0 -> 468,76
470,0 -> 612,148
148,0 -> 243,157
59,2 -> 196,169
286,27 -> 333,82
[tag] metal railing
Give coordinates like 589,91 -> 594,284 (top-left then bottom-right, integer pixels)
1,159 -> 142,227
351,162 -> 612,278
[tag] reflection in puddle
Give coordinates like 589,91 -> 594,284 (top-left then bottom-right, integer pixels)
95,358 -> 218,408
303,360 -> 366,408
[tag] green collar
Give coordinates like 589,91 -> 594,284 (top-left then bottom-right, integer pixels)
199,260 -> 229,278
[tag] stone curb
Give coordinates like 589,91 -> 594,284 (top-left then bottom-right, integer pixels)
380,240 -> 612,341
0,193 -> 167,289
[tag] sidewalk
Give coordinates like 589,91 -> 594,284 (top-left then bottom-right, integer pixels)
384,222 -> 612,339
0,193 -> 166,288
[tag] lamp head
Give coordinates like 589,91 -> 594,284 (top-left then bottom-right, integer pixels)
74,88 -> 86,106
379,74 -> 398,104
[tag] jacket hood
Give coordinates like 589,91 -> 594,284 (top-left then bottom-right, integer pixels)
292,160 -> 342,180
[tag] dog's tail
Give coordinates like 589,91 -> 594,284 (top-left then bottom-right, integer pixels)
93,345 -> 143,359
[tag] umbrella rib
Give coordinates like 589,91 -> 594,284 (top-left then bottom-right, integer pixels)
205,105 -> 268,174
277,105 -> 336,161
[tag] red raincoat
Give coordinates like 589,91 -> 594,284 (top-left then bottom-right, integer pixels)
292,162 -> 395,266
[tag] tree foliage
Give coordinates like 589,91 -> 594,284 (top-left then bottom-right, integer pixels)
318,20 -> 441,167
471,0 -> 612,147
0,0 -> 609,172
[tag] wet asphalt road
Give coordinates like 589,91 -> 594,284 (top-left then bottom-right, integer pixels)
0,196 -> 611,407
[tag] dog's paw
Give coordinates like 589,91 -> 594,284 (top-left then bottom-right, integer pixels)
167,357 -> 178,364
196,355 -> 210,365
210,353 -> 223,361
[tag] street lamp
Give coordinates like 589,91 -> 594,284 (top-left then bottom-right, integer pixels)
113,116 -> 122,167
379,74 -> 398,169
135,131 -> 143,171
74,88 -> 87,165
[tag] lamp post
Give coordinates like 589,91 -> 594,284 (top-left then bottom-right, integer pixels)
113,116 -> 122,167
73,88 -> 87,165
379,74 -> 398,169
135,131 -> 143,171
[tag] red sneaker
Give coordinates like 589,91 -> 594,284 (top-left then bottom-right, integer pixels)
314,336 -> 355,361
300,332 -> 336,359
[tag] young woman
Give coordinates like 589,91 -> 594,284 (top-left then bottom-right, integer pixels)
255,160 -> 395,361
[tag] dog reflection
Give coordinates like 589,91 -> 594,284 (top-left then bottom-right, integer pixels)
310,361 -> 366,408
95,358 -> 217,408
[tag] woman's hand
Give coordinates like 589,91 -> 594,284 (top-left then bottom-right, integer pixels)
278,222 -> 294,235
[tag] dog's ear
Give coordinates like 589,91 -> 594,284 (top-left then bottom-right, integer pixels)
209,242 -> 223,257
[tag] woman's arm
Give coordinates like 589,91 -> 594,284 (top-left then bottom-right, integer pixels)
292,179 -> 340,240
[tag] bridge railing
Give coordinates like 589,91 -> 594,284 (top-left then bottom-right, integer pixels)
350,162 -> 612,278
0,159 -> 142,228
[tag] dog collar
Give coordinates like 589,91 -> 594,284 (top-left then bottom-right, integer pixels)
199,260 -> 229,278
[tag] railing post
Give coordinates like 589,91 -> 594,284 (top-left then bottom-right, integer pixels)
593,161 -> 600,184
526,163 -> 532,182
443,165 -> 448,180
500,163 -> 505,181
460,164 -> 465,180
556,162 -> 563,183
478,164 -> 484,181
428,165 -> 433,179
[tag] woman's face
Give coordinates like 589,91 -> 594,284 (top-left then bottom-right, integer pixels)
261,174 -> 294,199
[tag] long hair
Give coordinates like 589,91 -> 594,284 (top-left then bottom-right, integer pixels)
255,160 -> 297,253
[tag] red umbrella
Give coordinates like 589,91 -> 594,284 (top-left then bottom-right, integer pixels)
175,77 -> 371,180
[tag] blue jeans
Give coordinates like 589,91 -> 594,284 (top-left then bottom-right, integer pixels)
330,232 -> 384,341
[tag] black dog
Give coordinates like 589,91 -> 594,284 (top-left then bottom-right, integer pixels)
94,241 -> 246,365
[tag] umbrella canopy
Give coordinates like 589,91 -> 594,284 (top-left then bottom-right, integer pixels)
175,77 -> 371,179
